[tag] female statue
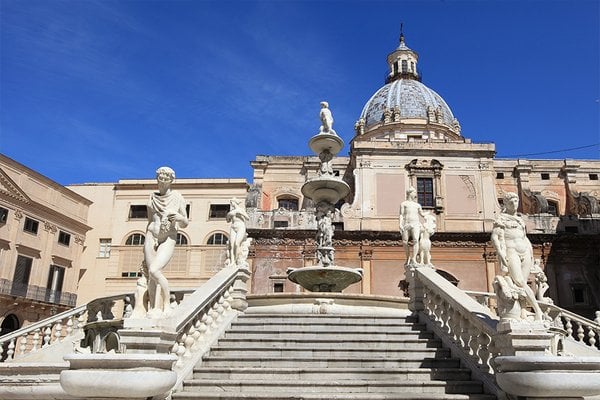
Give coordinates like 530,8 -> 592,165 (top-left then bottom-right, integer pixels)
144,166 -> 188,317
226,197 -> 249,266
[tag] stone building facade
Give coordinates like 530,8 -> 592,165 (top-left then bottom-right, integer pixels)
0,154 -> 91,335
68,178 -> 248,305
244,35 -> 600,319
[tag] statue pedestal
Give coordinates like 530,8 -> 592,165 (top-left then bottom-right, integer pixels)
495,320 -> 553,356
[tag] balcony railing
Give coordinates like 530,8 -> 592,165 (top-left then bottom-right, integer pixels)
0,279 -> 76,307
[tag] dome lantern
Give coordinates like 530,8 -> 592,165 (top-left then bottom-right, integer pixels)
386,30 -> 420,83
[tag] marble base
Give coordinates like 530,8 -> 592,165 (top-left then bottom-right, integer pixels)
308,132 -> 343,155
494,355 -> 600,398
61,353 -> 177,398
287,265 -> 363,292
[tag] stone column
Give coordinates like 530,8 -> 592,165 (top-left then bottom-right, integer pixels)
359,248 -> 373,295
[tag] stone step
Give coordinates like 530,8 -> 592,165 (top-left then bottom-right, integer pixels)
179,379 -> 486,395
223,330 -> 433,340
200,356 -> 460,368
236,315 -> 417,325
228,323 -> 427,333
173,393 -> 496,400
216,337 -> 442,349
192,367 -> 472,381
208,346 -> 451,359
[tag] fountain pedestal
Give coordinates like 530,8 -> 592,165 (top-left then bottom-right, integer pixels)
287,109 -> 363,293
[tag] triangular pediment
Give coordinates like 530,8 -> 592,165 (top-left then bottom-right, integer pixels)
0,167 -> 31,203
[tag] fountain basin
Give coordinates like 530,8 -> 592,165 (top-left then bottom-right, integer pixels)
302,177 -> 350,204
61,353 -> 177,398
494,355 -> 600,398
288,265 -> 363,292
309,133 -> 344,155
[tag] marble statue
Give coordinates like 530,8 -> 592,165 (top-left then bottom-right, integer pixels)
399,187 -> 426,266
316,210 -> 334,248
531,259 -> 552,303
226,197 -> 250,267
144,167 -> 189,318
491,192 -> 543,321
319,101 -> 336,135
418,212 -> 436,266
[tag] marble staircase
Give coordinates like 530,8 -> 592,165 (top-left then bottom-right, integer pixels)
173,312 -> 496,400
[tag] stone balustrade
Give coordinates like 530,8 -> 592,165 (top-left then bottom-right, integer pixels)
407,266 -> 500,395
464,290 -> 600,352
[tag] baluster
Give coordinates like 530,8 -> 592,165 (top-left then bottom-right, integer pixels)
216,296 -> 225,323
191,317 -> 202,351
210,304 -> 219,330
43,325 -> 52,347
77,311 -> 87,330
588,326 -> 596,348
31,331 -> 40,352
576,322 -> 585,342
18,334 -> 28,356
7,339 -> 15,360
175,335 -> 186,367
183,324 -> 195,358
223,288 -> 233,312
204,312 -> 214,336
66,317 -> 74,337
433,295 -> 443,326
0,340 -> 4,361
54,321 -> 63,343
468,323 -> 479,359
564,317 -> 573,339
449,308 -> 461,343
477,333 -> 492,373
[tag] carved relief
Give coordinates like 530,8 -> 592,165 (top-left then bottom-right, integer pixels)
14,209 -> 23,220
74,236 -> 86,245
44,221 -> 57,233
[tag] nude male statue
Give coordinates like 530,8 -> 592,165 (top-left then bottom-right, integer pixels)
491,192 -> 543,321
399,187 -> 426,266
319,101 -> 335,135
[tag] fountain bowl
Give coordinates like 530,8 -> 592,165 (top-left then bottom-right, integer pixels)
309,133 -> 344,155
288,265 -> 363,292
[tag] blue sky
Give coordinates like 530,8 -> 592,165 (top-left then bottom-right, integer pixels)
1,0 -> 598,185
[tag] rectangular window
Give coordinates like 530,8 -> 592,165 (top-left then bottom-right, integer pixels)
547,201 -> 558,217
58,230 -> 71,246
128,205 -> 148,219
590,174 -> 599,181
541,173 -> 550,180
0,207 -> 8,224
496,172 -> 505,179
185,204 -> 191,218
274,220 -> 289,228
98,239 -> 112,258
273,282 -> 284,293
401,60 -> 408,73
209,204 -> 229,219
23,217 -> 39,234
12,255 -> 32,297
121,271 -> 141,278
46,265 -> 65,303
416,177 -> 435,207
277,198 -> 299,211
571,285 -> 588,305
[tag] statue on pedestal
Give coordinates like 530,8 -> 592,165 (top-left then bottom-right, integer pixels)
399,187 -> 426,266
225,197 -> 250,267
144,167 -> 189,318
491,192 -> 543,322
319,101 -> 336,135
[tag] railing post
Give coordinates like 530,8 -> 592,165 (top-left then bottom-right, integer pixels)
230,267 -> 251,312
405,264 -> 425,313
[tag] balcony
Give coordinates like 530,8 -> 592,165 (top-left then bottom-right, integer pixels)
0,279 -> 76,307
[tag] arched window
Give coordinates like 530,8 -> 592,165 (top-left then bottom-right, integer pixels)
207,233 -> 228,245
125,233 -> 145,246
176,233 -> 188,246
277,197 -> 299,211
401,60 -> 408,73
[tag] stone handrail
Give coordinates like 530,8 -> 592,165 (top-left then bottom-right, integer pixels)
407,266 -> 500,396
464,290 -> 600,352
165,265 -> 250,389
0,292 -> 133,362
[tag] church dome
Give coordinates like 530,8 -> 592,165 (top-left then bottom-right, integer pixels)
359,79 -> 456,128
353,33 -> 461,140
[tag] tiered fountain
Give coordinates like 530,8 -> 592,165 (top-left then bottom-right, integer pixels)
287,102 -> 363,292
